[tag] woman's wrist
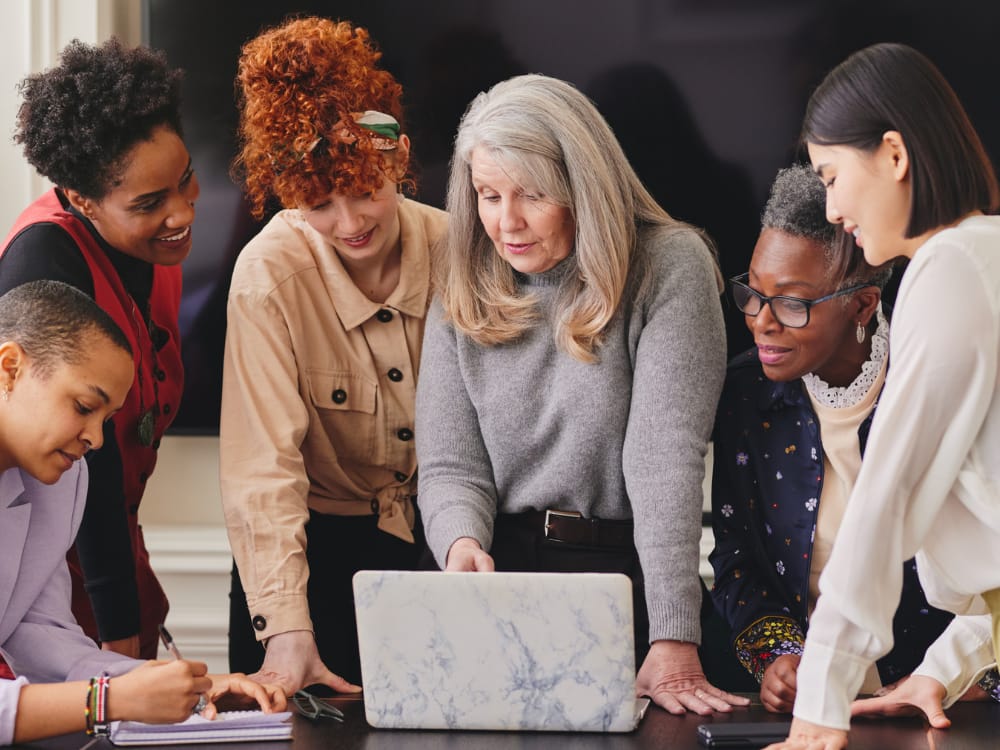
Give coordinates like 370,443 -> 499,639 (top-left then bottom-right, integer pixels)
85,673 -> 112,736
449,537 -> 482,552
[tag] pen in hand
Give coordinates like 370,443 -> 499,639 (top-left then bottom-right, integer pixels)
157,623 -> 184,660
158,623 -> 209,714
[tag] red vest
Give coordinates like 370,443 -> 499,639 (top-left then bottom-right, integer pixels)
2,190 -> 183,658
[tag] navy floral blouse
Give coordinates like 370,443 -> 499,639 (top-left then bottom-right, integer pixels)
709,347 -> 956,686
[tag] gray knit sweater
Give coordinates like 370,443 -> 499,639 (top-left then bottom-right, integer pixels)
415,224 -> 726,644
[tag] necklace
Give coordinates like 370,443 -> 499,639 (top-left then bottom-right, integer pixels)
129,301 -> 162,447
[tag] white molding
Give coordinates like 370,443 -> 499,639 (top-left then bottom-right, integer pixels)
145,525 -> 232,673
141,436 -> 225,527
143,526 -> 232,571
699,525 -> 714,584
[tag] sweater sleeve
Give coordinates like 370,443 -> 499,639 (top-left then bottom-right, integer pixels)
78,421 -> 139,641
623,229 -> 727,644
415,299 -> 500,567
0,223 -> 95,296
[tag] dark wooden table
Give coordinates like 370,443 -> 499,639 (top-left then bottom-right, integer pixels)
16,694 -> 1000,749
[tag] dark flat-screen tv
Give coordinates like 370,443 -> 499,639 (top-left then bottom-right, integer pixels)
145,0 -> 1000,432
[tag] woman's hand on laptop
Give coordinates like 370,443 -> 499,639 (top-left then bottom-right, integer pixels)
248,630 -> 362,696
636,640 -> 750,714
446,537 -> 496,571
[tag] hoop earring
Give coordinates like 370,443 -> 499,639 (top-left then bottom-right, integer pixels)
856,321 -> 867,344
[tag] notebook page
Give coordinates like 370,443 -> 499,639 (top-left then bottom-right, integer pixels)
109,710 -> 293,745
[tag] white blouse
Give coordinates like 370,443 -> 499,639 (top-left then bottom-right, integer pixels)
794,214 -> 1000,729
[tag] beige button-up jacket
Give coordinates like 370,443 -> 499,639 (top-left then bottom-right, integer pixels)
220,198 -> 447,640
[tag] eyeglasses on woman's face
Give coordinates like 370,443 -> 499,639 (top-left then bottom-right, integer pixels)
729,272 -> 871,328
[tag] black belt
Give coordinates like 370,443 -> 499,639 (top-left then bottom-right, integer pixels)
502,509 -> 634,550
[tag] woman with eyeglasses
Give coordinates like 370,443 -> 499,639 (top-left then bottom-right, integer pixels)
764,43 -> 1000,750
710,164 -> 971,715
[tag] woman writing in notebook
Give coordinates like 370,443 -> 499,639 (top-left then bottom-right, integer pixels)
766,43 -> 1000,750
415,74 -> 747,715
0,281 -> 284,746
221,16 -> 447,693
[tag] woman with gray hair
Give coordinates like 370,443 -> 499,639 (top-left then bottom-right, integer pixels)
709,164 -> 991,714
415,74 -> 748,714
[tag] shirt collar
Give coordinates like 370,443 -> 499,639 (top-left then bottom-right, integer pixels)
760,378 -> 807,411
730,346 -> 824,412
0,467 -> 26,510
735,348 -> 807,412
293,199 -> 431,331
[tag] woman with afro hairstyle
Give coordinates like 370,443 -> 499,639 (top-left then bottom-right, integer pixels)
0,38 -> 199,661
221,16 -> 447,694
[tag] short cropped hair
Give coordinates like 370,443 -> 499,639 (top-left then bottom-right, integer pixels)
15,38 -> 184,201
233,16 -> 411,219
802,42 -> 999,238
762,164 -> 891,290
0,281 -> 132,378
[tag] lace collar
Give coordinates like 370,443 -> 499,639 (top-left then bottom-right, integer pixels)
802,305 -> 889,409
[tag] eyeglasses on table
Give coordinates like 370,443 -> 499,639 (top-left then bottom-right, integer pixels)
292,690 -> 345,722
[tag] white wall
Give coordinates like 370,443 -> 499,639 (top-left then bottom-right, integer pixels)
0,0 -> 141,231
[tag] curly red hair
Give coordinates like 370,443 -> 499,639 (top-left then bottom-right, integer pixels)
233,16 -> 411,218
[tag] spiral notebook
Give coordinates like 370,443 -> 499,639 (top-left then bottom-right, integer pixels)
108,710 -> 293,745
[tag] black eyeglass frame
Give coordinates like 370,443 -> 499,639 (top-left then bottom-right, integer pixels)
292,690 -> 345,722
728,272 -> 873,329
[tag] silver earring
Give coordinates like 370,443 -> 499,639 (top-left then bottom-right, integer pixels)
856,322 -> 866,344
2,387 -> 8,401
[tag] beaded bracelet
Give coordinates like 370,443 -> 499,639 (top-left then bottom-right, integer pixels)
85,672 -> 111,736
84,677 -> 96,734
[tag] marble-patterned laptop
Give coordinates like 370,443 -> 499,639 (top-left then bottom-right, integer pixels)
353,570 -> 649,732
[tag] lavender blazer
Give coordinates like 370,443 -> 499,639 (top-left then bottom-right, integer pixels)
0,463 -> 140,742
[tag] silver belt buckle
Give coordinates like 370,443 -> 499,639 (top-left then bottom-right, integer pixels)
544,508 -> 583,538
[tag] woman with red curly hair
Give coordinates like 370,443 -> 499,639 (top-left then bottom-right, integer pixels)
221,16 -> 447,694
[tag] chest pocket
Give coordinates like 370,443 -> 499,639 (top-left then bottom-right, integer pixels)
307,369 -> 379,464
